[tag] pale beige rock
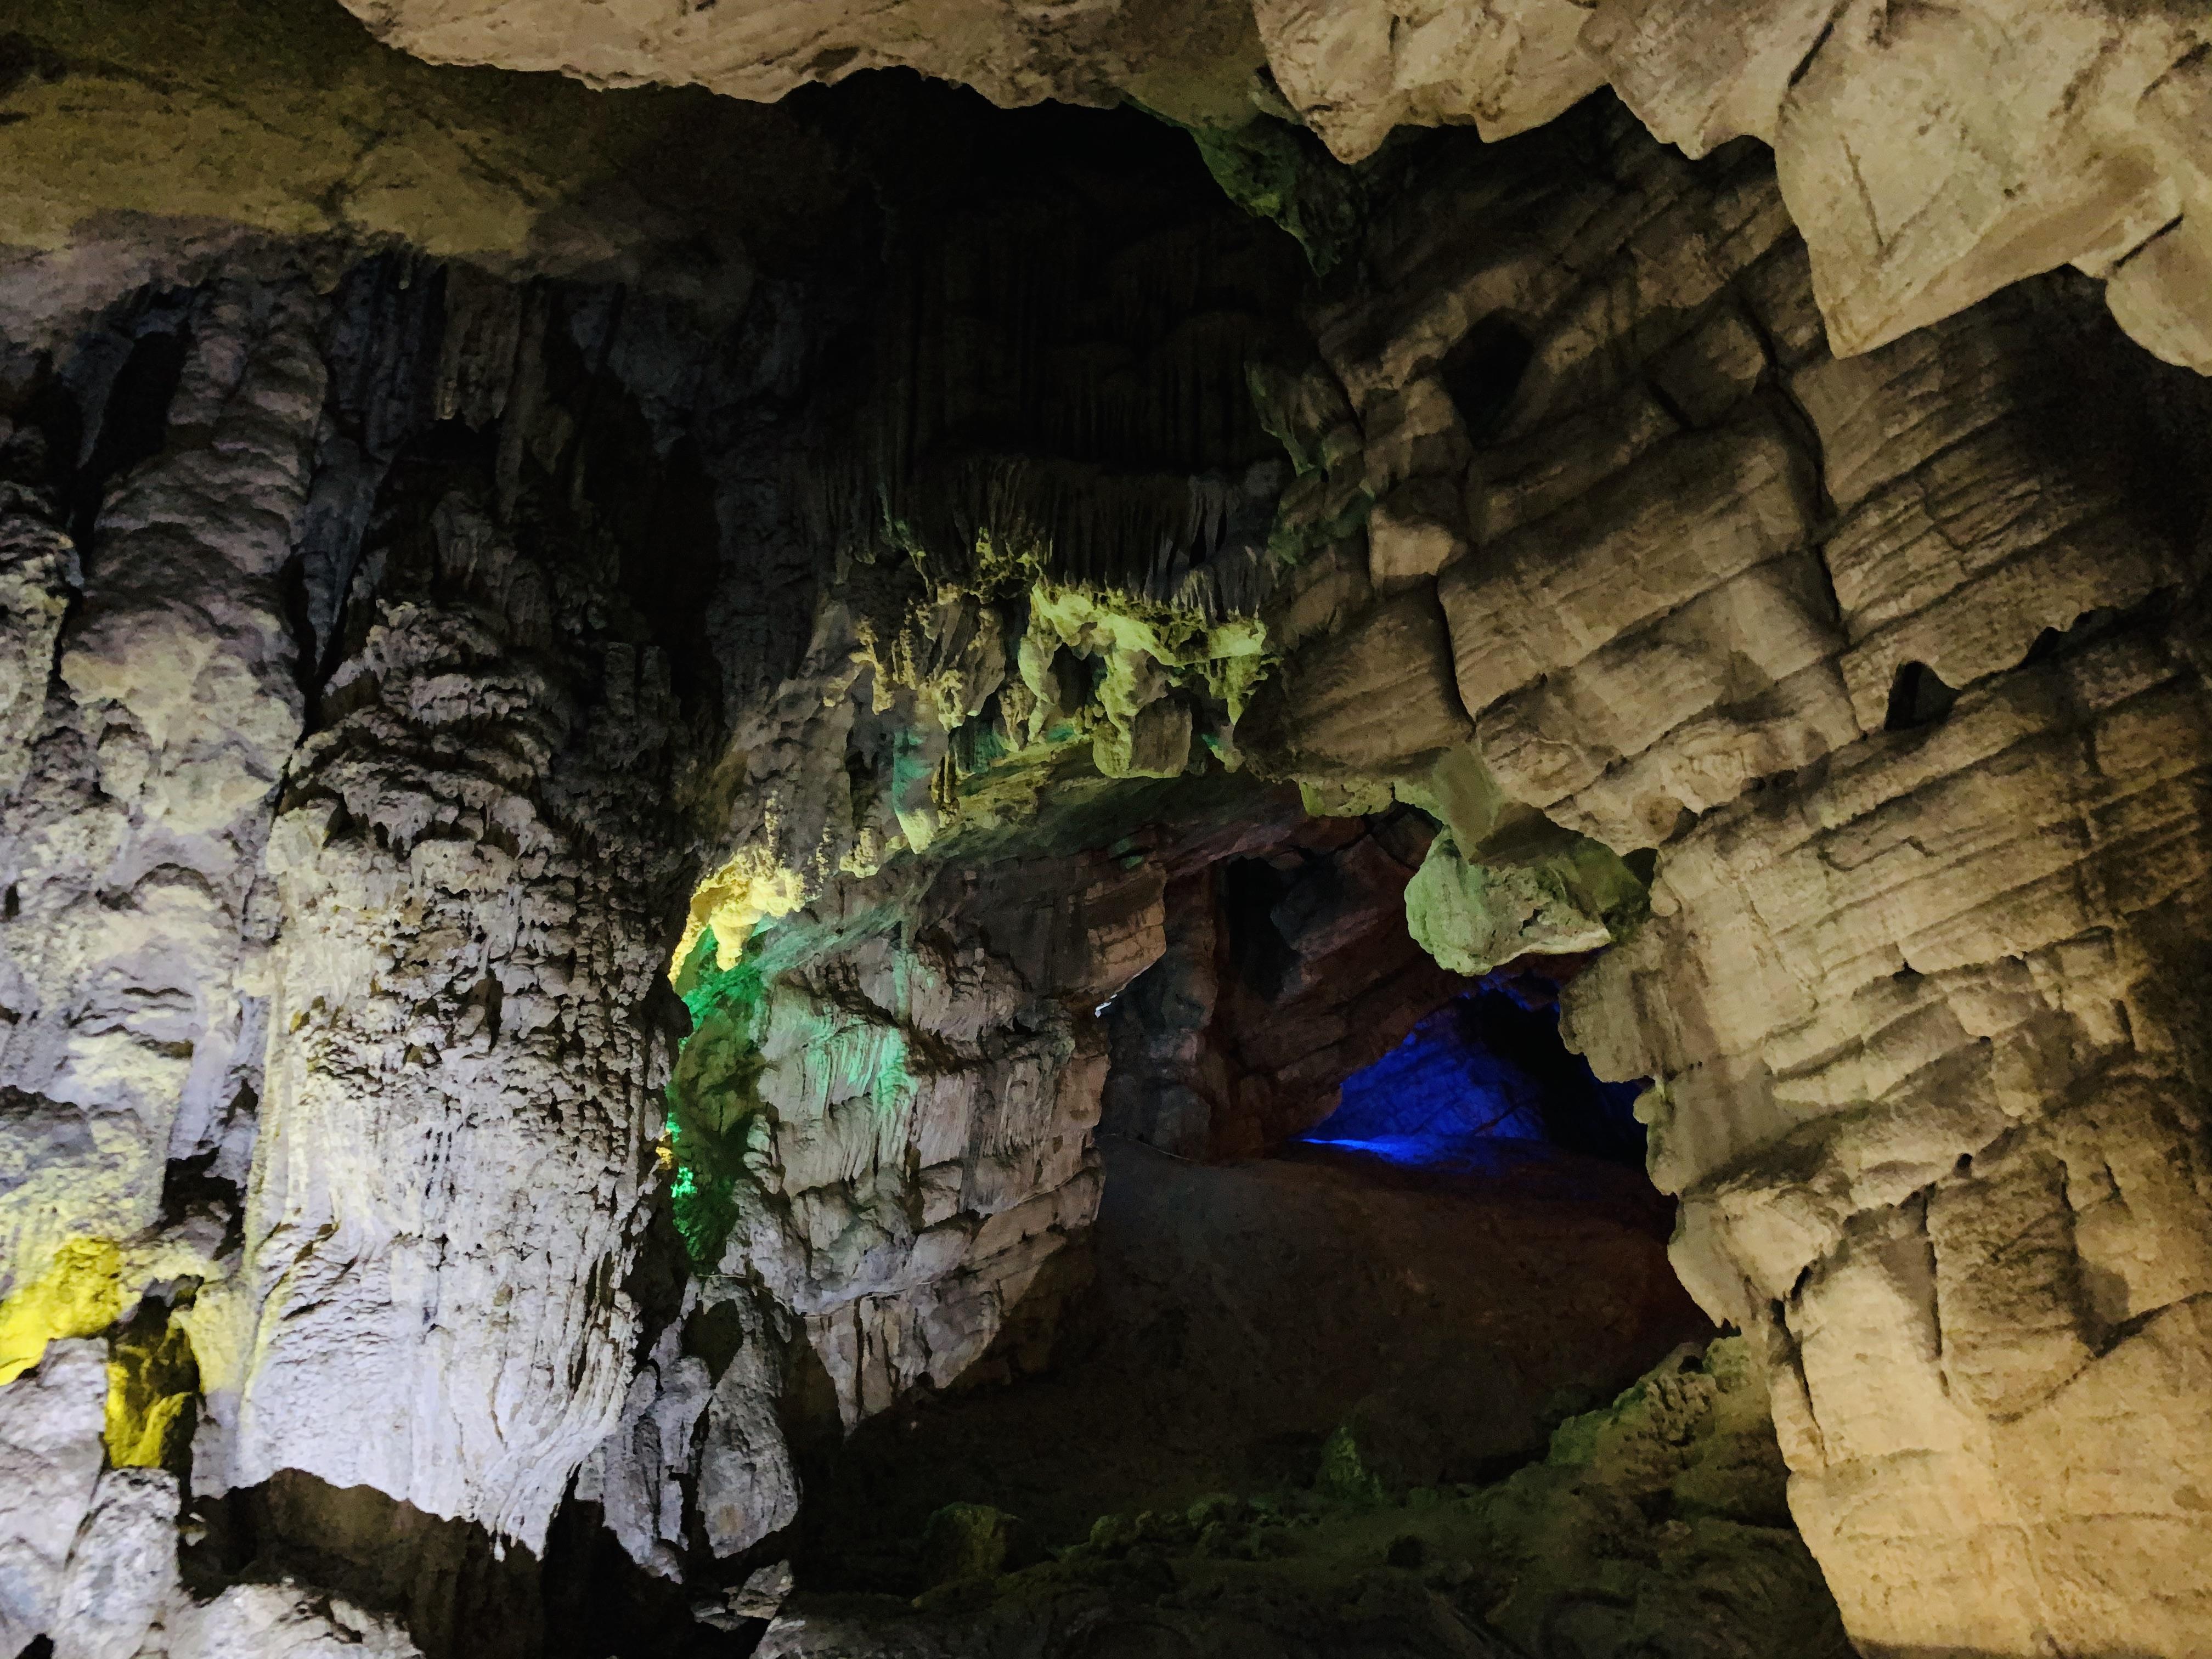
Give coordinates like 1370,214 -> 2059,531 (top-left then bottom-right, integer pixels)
1288,106 -> 2212,1652
1367,478 -> 1469,591
1479,554 -> 1856,848
1441,418 -> 1821,715
337,0 -> 1265,126
1770,0 -> 2204,357
1578,0 -> 2212,367
1252,585 -> 1474,777
2104,214 -> 2212,373
1562,625 -> 2212,1647
1251,0 -> 1604,162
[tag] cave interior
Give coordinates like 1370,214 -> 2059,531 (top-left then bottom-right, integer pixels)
4,2 -> 2212,1656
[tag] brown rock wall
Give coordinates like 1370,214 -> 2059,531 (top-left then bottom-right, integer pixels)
1262,101 -> 2212,1650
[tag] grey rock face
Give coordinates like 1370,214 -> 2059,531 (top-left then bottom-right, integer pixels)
0,1339 -> 108,1655
54,1467 -> 183,1659
163,1584 -> 425,1659
1,280 -> 321,1305
698,1292 -> 803,1559
211,483 -> 693,1547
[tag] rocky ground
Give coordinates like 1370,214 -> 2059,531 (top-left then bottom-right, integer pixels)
764,1333 -> 1848,1659
797,1137 -> 1707,1573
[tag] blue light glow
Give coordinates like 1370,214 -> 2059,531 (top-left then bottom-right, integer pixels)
1295,990 -> 1645,1169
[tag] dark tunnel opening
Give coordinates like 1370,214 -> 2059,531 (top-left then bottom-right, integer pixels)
1294,986 -> 1647,1171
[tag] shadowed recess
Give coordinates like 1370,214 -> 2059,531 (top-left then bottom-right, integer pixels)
1297,989 -> 1646,1171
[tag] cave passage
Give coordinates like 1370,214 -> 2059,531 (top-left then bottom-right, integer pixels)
1294,988 -> 1647,1172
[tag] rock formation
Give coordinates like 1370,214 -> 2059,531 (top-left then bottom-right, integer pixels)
330,0 -> 2212,374
1,2 -> 2210,1656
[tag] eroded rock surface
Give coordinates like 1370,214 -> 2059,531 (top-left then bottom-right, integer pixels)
323,0 -> 2212,376
2,30 -> 2210,1659
1100,807 -> 1462,1157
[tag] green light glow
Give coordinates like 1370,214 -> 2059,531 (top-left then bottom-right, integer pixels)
664,928 -> 769,1270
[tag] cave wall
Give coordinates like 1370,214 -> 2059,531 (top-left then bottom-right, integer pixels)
1228,99 -> 2212,1650
1099,804 -> 1463,1158
0,77 -> 1306,1654
0,10 -> 2210,1654
0,188 -> 864,1641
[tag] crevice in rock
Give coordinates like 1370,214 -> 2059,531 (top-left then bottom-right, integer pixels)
1883,659 -> 1960,731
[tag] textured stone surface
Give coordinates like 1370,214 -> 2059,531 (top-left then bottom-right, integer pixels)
336,0 -> 1269,126
1250,0 -> 1603,161
0,0 -> 794,290
702,862 -> 1160,1425
1565,622 -> 2212,1650
321,0 -> 2212,377
211,486 -> 692,1546
53,1467 -> 183,1659
1,279 -> 320,1369
1266,99 -> 2212,1652
3,35 -> 2210,1659
164,1584 -> 426,1659
1100,811 -> 1462,1158
0,1339 -> 107,1654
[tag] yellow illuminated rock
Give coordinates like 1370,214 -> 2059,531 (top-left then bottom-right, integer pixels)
103,1316 -> 200,1470
0,1238 -> 122,1387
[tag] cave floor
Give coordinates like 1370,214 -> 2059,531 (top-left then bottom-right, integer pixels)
797,1137 -> 1710,1587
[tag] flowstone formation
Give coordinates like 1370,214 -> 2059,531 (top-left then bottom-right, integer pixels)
2,3 -> 2211,1657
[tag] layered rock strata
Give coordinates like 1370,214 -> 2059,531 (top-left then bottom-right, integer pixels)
1246,95 -> 2212,1650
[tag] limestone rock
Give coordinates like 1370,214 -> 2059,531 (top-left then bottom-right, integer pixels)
2,278 -> 321,1339
1564,614 -> 2212,1649
217,483 -> 693,1548
1252,0 -> 1604,162
333,0 -> 1266,126
0,1339 -> 108,1655
0,493 -> 76,799
0,0 -> 781,288
1403,830 -> 1620,977
1365,477 -> 1468,592
698,1293 -> 803,1559
3,35 -> 2210,1659
54,1468 -> 181,1659
1248,585 -> 1473,778
597,1322 -> 715,1579
1101,814 -> 1464,1156
165,1584 -> 425,1659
